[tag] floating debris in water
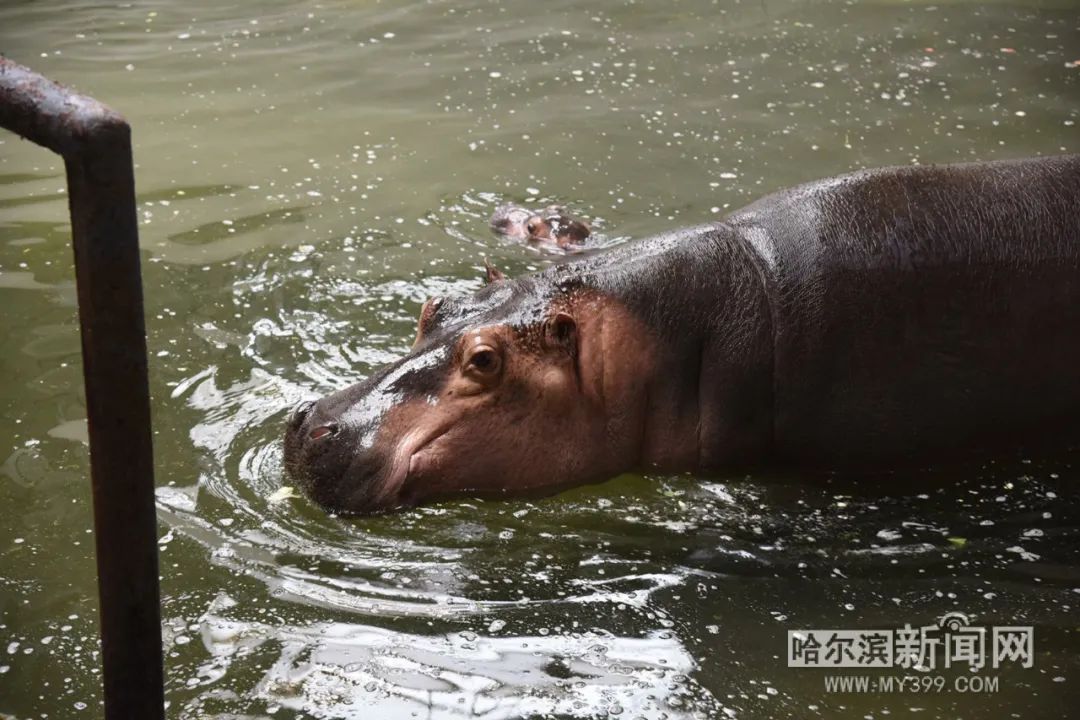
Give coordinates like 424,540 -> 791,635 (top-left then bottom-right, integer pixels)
268,486 -> 299,503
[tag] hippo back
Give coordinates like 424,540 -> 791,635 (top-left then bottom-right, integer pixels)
727,155 -> 1080,465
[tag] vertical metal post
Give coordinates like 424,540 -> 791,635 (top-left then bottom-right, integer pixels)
0,58 -> 165,720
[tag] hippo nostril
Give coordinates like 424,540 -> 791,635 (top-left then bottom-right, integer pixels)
289,400 -> 316,430
309,423 -> 338,441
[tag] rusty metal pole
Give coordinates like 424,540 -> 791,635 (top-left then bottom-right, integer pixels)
0,58 -> 164,719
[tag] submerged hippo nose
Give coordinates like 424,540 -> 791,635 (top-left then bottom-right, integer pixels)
309,423 -> 338,441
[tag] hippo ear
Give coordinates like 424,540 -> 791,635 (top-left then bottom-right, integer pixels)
483,258 -> 507,284
543,312 -> 577,358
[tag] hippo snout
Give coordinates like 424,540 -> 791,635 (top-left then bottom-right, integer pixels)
283,342 -> 458,514
282,395 -> 390,514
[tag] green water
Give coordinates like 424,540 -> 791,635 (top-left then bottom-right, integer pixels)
1,0 -> 1079,717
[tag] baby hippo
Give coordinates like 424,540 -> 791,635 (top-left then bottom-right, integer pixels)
490,204 -> 590,249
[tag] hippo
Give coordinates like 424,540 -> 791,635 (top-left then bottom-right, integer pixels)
285,155 -> 1080,515
490,203 -> 591,248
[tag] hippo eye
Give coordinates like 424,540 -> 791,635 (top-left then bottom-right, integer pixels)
525,220 -> 539,236
464,344 -> 502,379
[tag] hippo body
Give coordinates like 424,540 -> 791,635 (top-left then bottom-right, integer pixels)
286,155 -> 1080,514
724,154 -> 1080,465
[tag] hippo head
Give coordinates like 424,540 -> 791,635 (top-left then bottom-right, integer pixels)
283,270 -> 632,514
490,204 -> 590,248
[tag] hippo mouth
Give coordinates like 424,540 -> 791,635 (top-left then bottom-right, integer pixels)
365,423 -> 454,511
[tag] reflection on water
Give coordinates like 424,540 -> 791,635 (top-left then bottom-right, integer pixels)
1,0 -> 1078,717
186,595 -> 703,720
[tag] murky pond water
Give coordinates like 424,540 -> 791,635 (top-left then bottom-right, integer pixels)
2,0 -> 1079,717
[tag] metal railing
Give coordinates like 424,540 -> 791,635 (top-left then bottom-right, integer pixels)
0,57 -> 164,720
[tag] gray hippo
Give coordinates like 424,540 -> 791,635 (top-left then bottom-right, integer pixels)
285,155 -> 1080,514
490,203 -> 591,248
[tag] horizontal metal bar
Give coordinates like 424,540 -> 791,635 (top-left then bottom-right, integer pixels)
0,58 -> 126,155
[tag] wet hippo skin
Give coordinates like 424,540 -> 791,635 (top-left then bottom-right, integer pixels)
285,155 -> 1080,514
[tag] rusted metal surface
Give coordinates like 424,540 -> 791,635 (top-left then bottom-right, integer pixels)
0,58 -> 165,720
